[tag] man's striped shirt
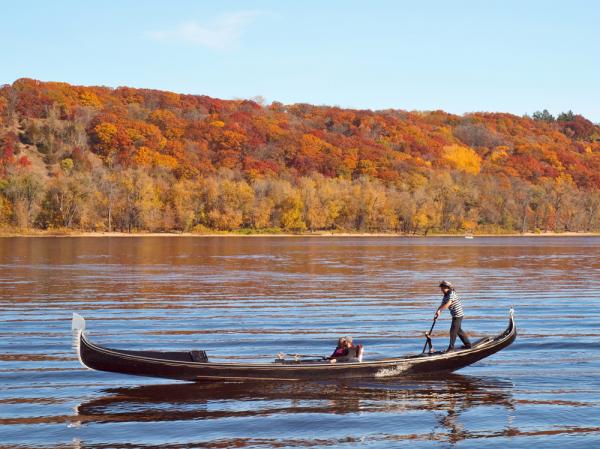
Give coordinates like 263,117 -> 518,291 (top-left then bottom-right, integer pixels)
441,291 -> 464,318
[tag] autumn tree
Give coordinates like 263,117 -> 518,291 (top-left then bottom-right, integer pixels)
3,171 -> 45,228
36,173 -> 90,229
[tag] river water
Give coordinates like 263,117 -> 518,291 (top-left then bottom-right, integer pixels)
1,236 -> 599,448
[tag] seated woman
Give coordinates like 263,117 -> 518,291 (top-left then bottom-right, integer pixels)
329,336 -> 362,363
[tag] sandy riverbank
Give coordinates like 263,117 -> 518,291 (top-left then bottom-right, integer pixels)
1,229 -> 600,238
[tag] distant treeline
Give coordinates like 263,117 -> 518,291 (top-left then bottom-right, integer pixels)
1,79 -> 600,233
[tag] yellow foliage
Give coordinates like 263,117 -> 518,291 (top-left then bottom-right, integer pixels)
356,159 -> 377,177
136,147 -> 155,166
414,212 -> 430,229
94,123 -> 117,144
442,144 -> 481,174
210,120 -> 225,127
126,127 -> 145,145
280,192 -> 306,231
555,173 -> 574,187
461,219 -> 477,231
93,122 -> 118,158
0,195 -> 12,225
78,90 -> 102,108
413,157 -> 432,168
407,173 -> 428,189
135,146 -> 178,170
60,158 -> 74,174
221,130 -> 247,151
155,153 -> 178,170
490,146 -> 510,162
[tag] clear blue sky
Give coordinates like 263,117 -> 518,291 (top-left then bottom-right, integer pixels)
2,1 -> 599,121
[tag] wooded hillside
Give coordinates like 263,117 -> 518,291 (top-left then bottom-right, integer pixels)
1,78 -> 600,233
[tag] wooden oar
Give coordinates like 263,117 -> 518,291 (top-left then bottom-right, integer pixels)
422,317 -> 437,354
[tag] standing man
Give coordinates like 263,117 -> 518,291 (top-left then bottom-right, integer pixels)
435,281 -> 472,351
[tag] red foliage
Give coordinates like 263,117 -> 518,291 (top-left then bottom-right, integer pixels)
1,132 -> 17,164
17,155 -> 31,167
559,115 -> 595,140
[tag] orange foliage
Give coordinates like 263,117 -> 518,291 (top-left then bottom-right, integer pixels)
1,78 -> 600,191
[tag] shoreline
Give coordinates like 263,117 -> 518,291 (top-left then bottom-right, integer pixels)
1,230 -> 600,238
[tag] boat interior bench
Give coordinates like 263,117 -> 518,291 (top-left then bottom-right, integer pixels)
117,349 -> 209,362
190,350 -> 209,362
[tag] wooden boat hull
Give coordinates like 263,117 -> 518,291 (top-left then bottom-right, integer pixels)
74,311 -> 516,382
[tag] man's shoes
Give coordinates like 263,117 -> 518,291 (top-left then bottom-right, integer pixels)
461,344 -> 472,349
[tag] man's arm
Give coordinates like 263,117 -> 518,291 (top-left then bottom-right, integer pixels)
435,299 -> 451,319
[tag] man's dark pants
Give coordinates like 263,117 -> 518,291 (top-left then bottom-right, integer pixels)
448,316 -> 471,350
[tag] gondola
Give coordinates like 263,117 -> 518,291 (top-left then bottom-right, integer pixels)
72,310 -> 516,382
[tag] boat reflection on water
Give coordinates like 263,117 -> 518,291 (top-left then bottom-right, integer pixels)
75,374 -> 514,444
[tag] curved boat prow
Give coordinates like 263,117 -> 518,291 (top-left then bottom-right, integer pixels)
72,313 -> 92,370
72,313 -> 86,333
